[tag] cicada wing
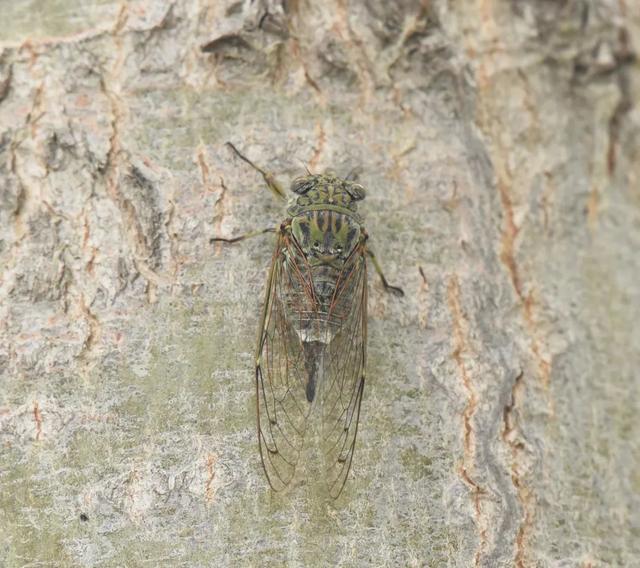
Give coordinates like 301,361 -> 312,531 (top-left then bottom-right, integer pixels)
255,232 -> 315,491
318,248 -> 368,499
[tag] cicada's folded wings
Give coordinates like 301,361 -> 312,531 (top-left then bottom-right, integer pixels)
255,232 -> 315,491
319,248 -> 368,499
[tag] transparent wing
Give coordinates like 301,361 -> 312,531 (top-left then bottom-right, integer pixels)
255,232 -> 313,491
320,247 -> 367,499
256,234 -> 368,498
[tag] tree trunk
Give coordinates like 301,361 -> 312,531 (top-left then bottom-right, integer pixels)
1,1 -> 638,566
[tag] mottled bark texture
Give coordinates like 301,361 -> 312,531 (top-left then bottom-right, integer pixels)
1,1 -> 638,566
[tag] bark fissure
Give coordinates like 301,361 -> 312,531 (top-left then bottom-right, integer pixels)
501,370 -> 534,568
447,275 -> 487,566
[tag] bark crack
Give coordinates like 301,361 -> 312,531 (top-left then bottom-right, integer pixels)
9,82 -> 46,239
196,145 -> 211,188
606,28 -> 635,176
493,133 -> 547,568
496,177 -> 522,301
447,275 -> 487,566
212,175 -> 229,255
205,453 -> 217,504
100,4 -> 129,200
33,401 -> 43,441
497,173 -> 551,388
308,121 -> 326,172
78,292 -> 100,360
501,371 -> 533,568
99,5 -> 168,293
418,266 -> 428,330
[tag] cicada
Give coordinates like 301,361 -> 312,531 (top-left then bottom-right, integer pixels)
213,143 -> 403,498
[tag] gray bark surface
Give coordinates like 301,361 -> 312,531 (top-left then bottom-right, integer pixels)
1,1 -> 639,566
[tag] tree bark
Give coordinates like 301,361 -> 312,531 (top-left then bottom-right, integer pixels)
1,1 -> 638,566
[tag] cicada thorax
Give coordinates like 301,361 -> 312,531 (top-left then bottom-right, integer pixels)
283,210 -> 362,336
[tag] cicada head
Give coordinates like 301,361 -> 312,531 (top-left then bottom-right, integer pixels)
287,174 -> 365,222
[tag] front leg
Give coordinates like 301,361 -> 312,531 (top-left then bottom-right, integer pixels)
365,247 -> 404,296
226,142 -> 287,201
210,227 -> 277,244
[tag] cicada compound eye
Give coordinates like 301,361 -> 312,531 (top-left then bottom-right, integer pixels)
345,182 -> 366,201
291,176 -> 316,195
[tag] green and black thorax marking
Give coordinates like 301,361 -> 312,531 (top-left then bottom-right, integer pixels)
288,173 -> 365,270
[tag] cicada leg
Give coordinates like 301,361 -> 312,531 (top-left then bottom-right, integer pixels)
365,248 -> 404,296
226,142 -> 287,201
210,227 -> 277,244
